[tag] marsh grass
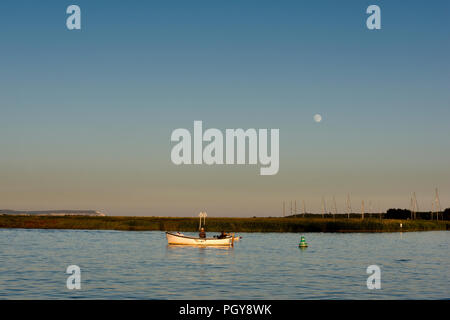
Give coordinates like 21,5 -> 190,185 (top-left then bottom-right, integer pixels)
0,215 -> 447,232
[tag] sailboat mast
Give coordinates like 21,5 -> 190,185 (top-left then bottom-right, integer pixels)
346,194 -> 352,219
361,200 -> 365,220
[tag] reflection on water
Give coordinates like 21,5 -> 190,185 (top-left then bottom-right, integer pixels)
166,245 -> 233,251
165,244 -> 234,264
0,229 -> 448,299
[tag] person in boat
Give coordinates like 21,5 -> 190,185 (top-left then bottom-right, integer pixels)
217,231 -> 228,239
199,227 -> 206,238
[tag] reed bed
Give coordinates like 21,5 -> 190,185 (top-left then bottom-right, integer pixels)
0,215 -> 448,233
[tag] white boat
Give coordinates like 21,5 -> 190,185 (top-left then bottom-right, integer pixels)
166,232 -> 233,246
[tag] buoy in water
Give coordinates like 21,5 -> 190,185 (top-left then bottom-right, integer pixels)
299,236 -> 308,248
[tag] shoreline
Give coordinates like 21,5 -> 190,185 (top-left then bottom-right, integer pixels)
0,215 -> 448,233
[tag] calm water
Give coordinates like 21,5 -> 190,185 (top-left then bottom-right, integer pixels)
0,229 -> 448,299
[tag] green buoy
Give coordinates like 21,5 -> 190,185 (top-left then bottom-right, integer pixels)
299,236 -> 308,248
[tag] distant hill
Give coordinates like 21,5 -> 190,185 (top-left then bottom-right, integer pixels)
0,209 -> 106,216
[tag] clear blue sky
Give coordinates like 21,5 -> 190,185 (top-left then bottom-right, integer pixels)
1,0 -> 449,216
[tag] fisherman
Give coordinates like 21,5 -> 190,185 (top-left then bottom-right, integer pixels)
217,231 -> 228,239
199,227 -> 206,238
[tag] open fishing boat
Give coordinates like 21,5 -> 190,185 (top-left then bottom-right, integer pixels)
166,232 -> 233,246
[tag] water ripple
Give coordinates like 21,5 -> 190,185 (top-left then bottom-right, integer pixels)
0,229 -> 448,299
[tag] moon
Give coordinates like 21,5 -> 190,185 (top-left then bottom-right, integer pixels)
313,114 -> 322,123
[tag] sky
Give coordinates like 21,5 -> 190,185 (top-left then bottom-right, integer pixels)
0,0 -> 449,216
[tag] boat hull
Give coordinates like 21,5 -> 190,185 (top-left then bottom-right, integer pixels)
166,232 -> 233,246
